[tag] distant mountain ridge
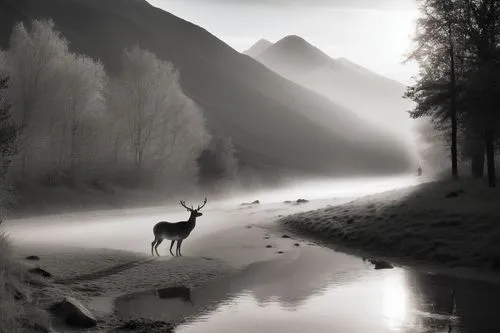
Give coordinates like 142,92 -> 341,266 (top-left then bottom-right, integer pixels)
258,35 -> 331,71
0,0 -> 413,178
249,36 -> 416,150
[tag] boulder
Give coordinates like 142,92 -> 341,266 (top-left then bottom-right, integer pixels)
369,259 -> 394,270
25,255 -> 41,261
49,297 -> 97,328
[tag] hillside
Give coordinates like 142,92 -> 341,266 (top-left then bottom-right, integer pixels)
253,36 -> 416,144
0,0 -> 413,177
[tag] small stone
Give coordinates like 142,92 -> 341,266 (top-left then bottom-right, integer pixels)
445,190 -> 462,198
281,234 -> 290,239
241,200 -> 260,206
266,245 -> 272,248
28,267 -> 52,278
294,243 -> 300,247
369,259 -> 394,270
6,280 -> 31,302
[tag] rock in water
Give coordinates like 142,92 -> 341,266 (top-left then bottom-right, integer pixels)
49,297 -> 97,328
445,189 -> 465,198
369,259 -> 394,270
25,255 -> 40,261
240,200 -> 260,206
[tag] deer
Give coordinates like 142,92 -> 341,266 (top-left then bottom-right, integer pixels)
151,198 -> 207,257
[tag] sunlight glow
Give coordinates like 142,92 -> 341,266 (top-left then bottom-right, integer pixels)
382,273 -> 410,331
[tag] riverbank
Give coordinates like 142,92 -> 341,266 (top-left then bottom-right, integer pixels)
4,218 -> 307,332
280,179 -> 500,278
5,244 -> 234,332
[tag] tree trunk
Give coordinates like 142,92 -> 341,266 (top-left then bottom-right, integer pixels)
69,124 -> 77,185
449,43 -> 459,180
485,125 -> 496,187
471,149 -> 485,178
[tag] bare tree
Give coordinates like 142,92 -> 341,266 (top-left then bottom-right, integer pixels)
109,46 -> 209,186
459,0 -> 500,187
55,54 -> 106,182
3,20 -> 69,179
0,75 -> 17,216
406,0 -> 463,180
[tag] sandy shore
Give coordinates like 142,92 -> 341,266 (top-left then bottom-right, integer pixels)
10,218 -> 307,332
280,179 -> 500,280
13,245 -> 235,332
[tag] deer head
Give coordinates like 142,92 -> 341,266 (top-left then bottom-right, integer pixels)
180,197 -> 207,218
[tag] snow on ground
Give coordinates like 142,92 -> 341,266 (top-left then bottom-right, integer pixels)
280,179 -> 500,275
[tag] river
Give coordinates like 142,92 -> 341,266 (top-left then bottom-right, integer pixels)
6,175 -> 500,332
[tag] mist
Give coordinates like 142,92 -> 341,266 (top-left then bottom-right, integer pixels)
1,0 -> 499,332
5,174 -> 418,257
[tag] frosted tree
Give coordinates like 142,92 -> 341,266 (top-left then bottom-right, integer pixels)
54,54 -> 106,182
3,19 -> 70,179
0,73 -> 17,214
109,46 -> 209,187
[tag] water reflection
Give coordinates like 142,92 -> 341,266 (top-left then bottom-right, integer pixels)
115,247 -> 500,333
383,273 -> 410,330
157,286 -> 193,304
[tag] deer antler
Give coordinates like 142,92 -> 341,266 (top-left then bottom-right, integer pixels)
197,197 -> 207,211
180,200 -> 193,211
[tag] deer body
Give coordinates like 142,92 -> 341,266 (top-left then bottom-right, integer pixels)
151,198 -> 207,257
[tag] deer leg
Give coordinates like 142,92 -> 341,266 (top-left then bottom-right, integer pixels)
176,239 -> 184,256
169,240 -> 176,256
154,239 -> 163,256
151,239 -> 157,256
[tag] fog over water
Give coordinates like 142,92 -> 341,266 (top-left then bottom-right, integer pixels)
5,175 -> 419,256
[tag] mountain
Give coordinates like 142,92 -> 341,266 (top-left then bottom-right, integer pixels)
243,38 -> 272,58
0,0 -> 412,177
252,36 -> 416,149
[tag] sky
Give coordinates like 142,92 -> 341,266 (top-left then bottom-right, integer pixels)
147,0 -> 420,85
